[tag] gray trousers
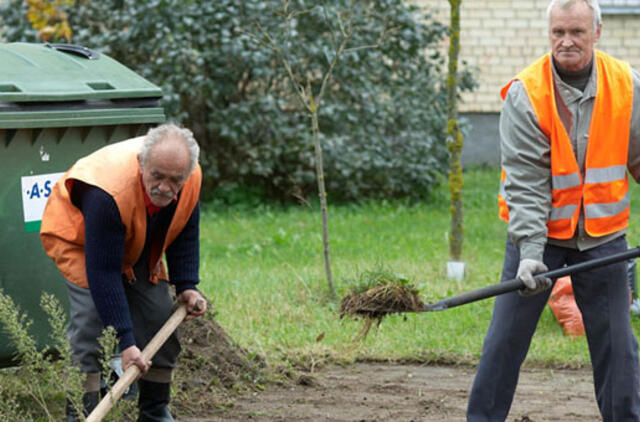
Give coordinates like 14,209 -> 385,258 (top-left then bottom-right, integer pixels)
66,278 -> 180,391
467,236 -> 640,422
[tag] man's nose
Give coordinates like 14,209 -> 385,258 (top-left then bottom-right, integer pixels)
560,37 -> 573,47
158,181 -> 172,192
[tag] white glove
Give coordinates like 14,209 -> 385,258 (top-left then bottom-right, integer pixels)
517,258 -> 552,296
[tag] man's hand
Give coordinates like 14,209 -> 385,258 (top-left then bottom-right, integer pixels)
517,258 -> 552,296
121,345 -> 151,374
177,289 -> 207,320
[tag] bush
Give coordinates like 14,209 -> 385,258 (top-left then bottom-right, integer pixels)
0,290 -> 135,420
1,0 -> 476,201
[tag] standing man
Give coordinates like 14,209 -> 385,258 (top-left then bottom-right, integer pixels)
468,1 -> 640,420
41,123 -> 208,421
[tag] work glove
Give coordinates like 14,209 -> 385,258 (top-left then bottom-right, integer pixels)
516,258 -> 552,296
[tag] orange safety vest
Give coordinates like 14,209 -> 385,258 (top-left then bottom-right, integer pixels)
497,50 -> 632,240
40,137 -> 202,288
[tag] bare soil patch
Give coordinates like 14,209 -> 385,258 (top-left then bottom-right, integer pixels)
175,315 -> 601,421
180,361 -> 601,421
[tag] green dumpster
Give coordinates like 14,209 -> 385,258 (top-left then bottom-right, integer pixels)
0,42 -> 165,367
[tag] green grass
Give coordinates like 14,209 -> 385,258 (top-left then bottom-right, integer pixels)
198,167 -> 640,369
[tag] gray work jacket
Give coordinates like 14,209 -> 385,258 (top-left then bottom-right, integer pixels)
500,53 -> 640,262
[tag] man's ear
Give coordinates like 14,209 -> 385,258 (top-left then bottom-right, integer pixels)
137,153 -> 144,172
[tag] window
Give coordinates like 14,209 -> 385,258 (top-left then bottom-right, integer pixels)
600,0 -> 640,14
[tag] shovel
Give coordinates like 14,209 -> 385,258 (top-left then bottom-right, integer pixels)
422,246 -> 640,312
86,299 -> 204,422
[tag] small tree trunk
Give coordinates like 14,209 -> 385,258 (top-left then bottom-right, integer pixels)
310,109 -> 336,299
446,0 -> 463,262
257,1 -> 364,299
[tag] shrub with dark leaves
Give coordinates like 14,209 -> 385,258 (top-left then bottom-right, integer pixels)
1,0 -> 476,201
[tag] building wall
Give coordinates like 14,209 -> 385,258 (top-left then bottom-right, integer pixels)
416,1 -> 640,112
413,1 -> 640,166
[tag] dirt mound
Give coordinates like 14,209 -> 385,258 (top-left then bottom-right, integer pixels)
172,311 -> 265,416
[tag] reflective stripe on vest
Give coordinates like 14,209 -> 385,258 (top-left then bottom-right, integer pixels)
584,192 -> 630,219
497,50 -> 632,239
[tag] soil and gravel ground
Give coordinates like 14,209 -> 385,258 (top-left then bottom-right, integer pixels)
194,363 -> 600,422
175,315 -> 602,422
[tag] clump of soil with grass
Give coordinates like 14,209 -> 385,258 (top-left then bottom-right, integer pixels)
339,268 -> 425,338
172,309 -> 266,416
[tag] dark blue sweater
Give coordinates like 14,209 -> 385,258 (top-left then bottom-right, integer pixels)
74,184 -> 200,350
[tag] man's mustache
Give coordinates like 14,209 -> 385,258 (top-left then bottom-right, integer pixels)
150,188 -> 175,198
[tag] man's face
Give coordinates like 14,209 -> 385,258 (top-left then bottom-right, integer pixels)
139,136 -> 191,207
548,1 -> 601,72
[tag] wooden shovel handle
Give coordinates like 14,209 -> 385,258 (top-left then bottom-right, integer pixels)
86,299 -> 204,422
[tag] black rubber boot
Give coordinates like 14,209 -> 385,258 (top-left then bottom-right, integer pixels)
137,380 -> 174,422
66,391 -> 99,422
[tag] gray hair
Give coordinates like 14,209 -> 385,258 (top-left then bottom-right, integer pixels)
140,123 -> 200,174
547,0 -> 601,32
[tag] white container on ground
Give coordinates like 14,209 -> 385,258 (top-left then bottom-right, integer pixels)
447,261 -> 465,281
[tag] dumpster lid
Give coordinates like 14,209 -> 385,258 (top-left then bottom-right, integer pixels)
0,43 -> 165,128
0,42 -> 162,102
